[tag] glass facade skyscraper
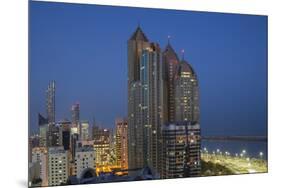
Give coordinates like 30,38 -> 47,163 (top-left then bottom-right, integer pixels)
127,26 -> 151,172
46,80 -> 55,124
174,59 -> 199,122
162,43 -> 180,123
71,103 -> 80,127
140,43 -> 164,173
128,26 -> 200,178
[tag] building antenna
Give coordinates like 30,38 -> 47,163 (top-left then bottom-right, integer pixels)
181,49 -> 185,60
167,35 -> 171,44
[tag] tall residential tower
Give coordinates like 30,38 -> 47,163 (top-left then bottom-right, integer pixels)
127,26 -> 150,171
46,80 -> 55,124
162,42 -> 180,122
71,103 -> 80,127
174,57 -> 199,122
128,26 -> 164,174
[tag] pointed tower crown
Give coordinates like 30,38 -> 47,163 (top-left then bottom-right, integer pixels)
163,42 -> 180,62
129,26 -> 149,41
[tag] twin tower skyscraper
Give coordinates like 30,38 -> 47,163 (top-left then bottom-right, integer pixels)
127,26 -> 200,178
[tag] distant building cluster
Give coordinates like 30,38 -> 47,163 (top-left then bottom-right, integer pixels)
29,81 -> 128,187
29,25 -> 200,187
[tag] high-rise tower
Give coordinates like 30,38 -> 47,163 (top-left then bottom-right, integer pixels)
174,57 -> 199,122
127,26 -> 150,171
46,80 -> 55,124
71,103 -> 80,127
162,42 -> 180,123
162,51 -> 201,178
128,26 -> 164,175
140,43 -> 164,172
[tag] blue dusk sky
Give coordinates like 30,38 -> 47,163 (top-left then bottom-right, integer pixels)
29,1 -> 267,136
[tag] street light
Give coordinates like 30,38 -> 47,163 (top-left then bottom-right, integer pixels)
259,152 -> 263,159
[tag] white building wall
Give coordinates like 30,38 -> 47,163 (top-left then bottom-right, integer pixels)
48,147 -> 69,186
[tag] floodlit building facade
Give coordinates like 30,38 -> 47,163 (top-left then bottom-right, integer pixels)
73,146 -> 96,177
71,103 -> 80,127
48,147 -> 69,186
115,118 -> 128,170
80,121 -> 90,141
92,127 -> 111,166
94,141 -> 110,166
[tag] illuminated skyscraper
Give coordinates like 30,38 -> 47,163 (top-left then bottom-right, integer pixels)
127,26 -> 200,178
174,57 -> 199,122
162,42 -> 180,122
71,103 -> 80,127
48,147 -> 69,186
80,121 -> 90,141
115,117 -> 128,170
128,26 -> 150,171
46,80 -> 55,124
162,50 -> 201,178
91,125 -> 111,166
128,26 -> 164,175
140,43 -> 164,172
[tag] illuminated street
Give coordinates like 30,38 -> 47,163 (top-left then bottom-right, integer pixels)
201,151 -> 267,175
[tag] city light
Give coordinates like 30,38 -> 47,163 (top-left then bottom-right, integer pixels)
28,15 -> 268,187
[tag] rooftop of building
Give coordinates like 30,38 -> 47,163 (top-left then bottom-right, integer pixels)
48,146 -> 67,154
67,166 -> 160,185
129,26 -> 149,42
76,146 -> 94,152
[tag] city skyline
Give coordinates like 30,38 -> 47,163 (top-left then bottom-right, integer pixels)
28,1 -> 268,187
30,1 -> 267,137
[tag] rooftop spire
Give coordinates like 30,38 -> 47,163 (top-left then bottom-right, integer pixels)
129,25 -> 149,42
181,49 -> 185,60
167,35 -> 171,45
